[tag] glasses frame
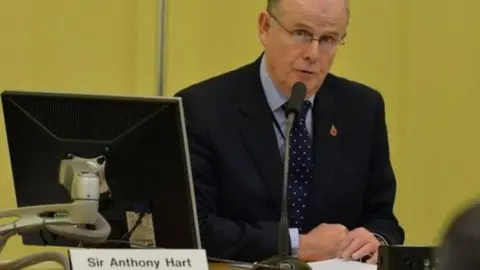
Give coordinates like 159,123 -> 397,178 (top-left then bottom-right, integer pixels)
268,12 -> 346,52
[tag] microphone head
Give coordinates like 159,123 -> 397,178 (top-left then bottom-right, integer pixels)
284,82 -> 307,117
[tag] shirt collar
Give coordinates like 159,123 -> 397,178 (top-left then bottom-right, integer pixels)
259,54 -> 315,112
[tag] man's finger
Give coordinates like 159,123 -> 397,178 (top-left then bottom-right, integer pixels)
366,251 -> 378,264
337,235 -> 353,256
352,242 -> 377,260
337,227 -> 360,255
341,237 -> 366,259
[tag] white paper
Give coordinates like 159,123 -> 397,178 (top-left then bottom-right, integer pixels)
308,258 -> 377,270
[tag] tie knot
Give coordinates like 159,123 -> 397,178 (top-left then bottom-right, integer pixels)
300,101 -> 311,120
282,100 -> 312,115
282,100 -> 311,117
302,100 -> 312,113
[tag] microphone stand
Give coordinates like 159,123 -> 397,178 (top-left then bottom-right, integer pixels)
254,112 -> 312,270
0,154 -> 112,270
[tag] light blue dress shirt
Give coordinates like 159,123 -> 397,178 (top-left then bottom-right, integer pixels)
259,55 -> 315,255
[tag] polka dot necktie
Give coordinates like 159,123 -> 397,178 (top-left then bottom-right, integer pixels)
286,101 -> 313,232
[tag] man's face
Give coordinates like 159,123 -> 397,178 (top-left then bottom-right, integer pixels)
259,0 -> 348,97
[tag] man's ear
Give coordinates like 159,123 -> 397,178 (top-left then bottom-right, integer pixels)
258,11 -> 270,47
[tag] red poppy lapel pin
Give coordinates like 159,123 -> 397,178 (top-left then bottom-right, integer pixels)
329,124 -> 337,137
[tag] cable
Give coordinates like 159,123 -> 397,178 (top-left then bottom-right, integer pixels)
117,211 -> 146,245
0,212 -> 110,269
114,202 -> 151,247
0,230 -> 69,270
0,251 -> 70,270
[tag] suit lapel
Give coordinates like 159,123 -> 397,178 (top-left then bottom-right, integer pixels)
306,77 -> 341,224
236,59 -> 283,210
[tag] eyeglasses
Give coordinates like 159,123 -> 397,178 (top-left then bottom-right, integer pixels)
269,13 -> 346,52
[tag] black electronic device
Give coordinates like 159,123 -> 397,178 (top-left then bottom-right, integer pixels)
1,90 -> 202,250
378,245 -> 439,270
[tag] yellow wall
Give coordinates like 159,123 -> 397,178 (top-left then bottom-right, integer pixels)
2,0 -> 480,264
401,0 -> 480,244
163,1 -> 265,95
0,0 -> 159,262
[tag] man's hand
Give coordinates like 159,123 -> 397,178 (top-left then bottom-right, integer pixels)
298,223 -> 349,262
337,227 -> 381,264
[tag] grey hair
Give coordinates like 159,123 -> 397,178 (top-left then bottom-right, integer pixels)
266,0 -> 281,12
267,0 -> 350,22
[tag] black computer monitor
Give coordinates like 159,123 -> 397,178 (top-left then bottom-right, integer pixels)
1,90 -> 201,250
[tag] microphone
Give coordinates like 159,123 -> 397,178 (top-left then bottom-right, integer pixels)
284,82 -> 307,119
254,82 -> 312,270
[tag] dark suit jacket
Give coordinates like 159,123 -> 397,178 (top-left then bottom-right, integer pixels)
175,55 -> 404,262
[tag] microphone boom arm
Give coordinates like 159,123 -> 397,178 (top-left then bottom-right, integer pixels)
0,154 -> 111,270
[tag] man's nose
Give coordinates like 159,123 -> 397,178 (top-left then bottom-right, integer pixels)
303,42 -> 321,61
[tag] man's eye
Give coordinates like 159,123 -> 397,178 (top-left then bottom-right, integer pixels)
292,30 -> 311,37
320,36 -> 335,43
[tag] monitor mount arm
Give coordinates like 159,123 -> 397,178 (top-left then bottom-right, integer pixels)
0,154 -> 111,270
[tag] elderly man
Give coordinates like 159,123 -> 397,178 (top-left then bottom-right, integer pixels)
175,0 -> 404,264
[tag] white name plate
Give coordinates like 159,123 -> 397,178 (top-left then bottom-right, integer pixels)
69,248 -> 209,270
